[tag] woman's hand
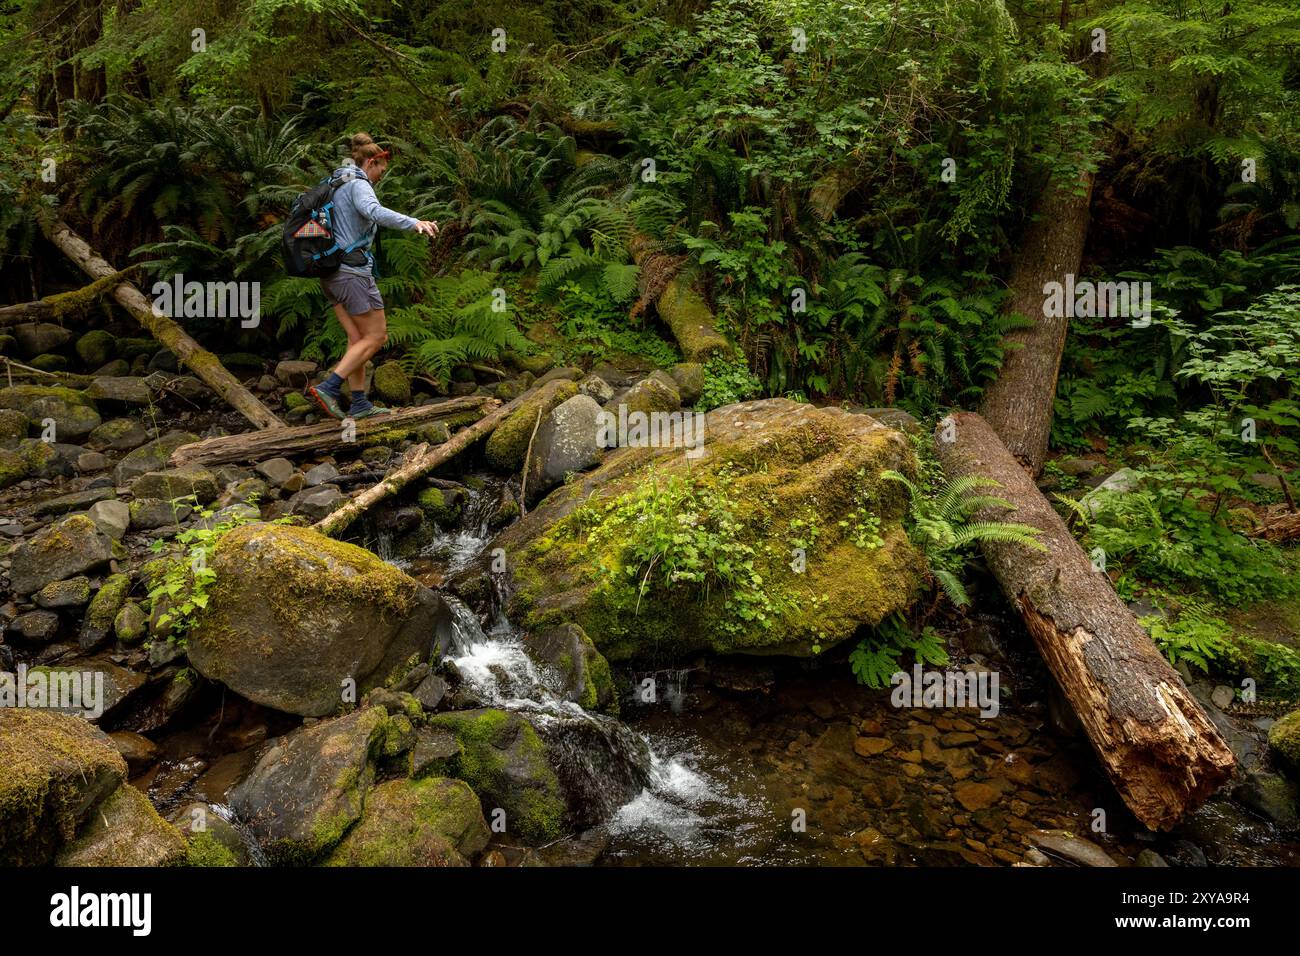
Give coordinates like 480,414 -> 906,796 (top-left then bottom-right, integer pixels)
414,220 -> 440,236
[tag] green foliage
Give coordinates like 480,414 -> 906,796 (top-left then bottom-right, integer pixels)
697,354 -> 761,412
550,282 -> 679,369
850,615 -> 950,690
580,468 -> 792,637
145,499 -> 290,642
883,469 -> 1046,608
1141,600 -> 1240,676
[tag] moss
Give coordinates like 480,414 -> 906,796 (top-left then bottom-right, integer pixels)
283,391 -> 309,411
0,711 -> 126,865
427,709 -> 565,844
416,486 -> 462,526
324,777 -> 488,866
0,447 -> 26,489
505,404 -> 923,660
84,573 -> 131,632
1270,710 -> 1300,775
484,379 -> 578,472
0,384 -> 96,415
657,277 -> 730,363
184,830 -> 240,867
372,361 -> 412,405
76,329 -> 116,368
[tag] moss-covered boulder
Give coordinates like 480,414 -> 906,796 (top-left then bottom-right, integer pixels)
0,447 -> 27,489
417,485 -> 464,526
0,407 -> 28,442
325,777 -> 490,866
0,385 -> 100,441
75,330 -> 117,369
0,710 -> 126,865
1269,709 -> 1300,777
372,361 -> 412,406
524,623 -> 618,713
484,379 -> 578,472
229,706 -> 391,864
171,802 -> 249,867
9,513 -> 116,596
81,573 -> 132,652
55,784 -> 186,866
89,417 -> 150,452
426,708 -> 566,845
130,465 -> 219,504
495,398 -> 923,660
187,523 -> 443,716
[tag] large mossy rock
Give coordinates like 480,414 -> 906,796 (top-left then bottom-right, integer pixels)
54,784 -> 186,866
0,710 -> 126,865
188,524 -> 443,717
0,385 -> 100,441
1269,710 -> 1300,777
113,430 -> 199,484
484,378 -> 578,472
524,623 -> 618,713
229,706 -> 391,864
426,708 -> 566,845
325,777 -> 490,867
494,398 -> 923,660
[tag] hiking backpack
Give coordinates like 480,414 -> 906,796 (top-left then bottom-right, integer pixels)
281,173 -> 371,278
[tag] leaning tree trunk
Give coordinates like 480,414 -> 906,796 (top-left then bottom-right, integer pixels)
39,214 -> 284,430
935,411 -> 1236,830
978,168 -> 1094,476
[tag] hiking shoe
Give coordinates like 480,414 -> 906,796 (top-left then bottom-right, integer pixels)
308,385 -> 346,420
350,403 -> 397,420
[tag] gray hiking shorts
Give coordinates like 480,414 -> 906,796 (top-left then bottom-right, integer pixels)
320,271 -> 384,316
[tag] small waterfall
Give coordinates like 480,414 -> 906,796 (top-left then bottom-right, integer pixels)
421,481 -> 501,575
435,593 -> 746,838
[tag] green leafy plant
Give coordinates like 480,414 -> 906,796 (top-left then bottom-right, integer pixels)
883,469 -> 1046,608
146,500 -> 290,643
850,615 -> 950,690
697,354 -> 762,411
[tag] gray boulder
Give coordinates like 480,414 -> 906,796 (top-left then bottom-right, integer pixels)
9,513 -> 116,595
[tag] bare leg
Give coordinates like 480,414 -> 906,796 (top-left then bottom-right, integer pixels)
330,303 -> 366,393
332,309 -> 387,382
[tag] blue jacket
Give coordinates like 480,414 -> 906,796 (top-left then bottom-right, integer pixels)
329,165 -> 419,276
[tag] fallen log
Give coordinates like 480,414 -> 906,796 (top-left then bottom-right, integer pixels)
629,233 -> 730,363
38,214 -> 283,430
168,396 -> 491,467
934,410 -> 1236,830
315,387 -> 538,537
1254,510 -> 1300,543
0,269 -> 136,325
1,356 -> 96,388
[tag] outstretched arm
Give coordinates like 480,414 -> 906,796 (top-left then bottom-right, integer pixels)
352,180 -> 439,235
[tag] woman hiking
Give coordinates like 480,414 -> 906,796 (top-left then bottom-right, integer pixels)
308,133 -> 439,420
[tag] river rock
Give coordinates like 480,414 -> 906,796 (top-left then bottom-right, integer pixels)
109,731 -> 161,774
254,457 -> 297,487
523,623 -> 617,712
31,486 -> 116,517
113,430 -> 199,484
669,363 -> 705,405
0,385 -> 100,441
13,322 -> 72,357
496,398 -> 923,659
274,360 -> 317,388
9,513 -> 116,595
10,610 -> 60,642
186,523 -> 443,716
115,601 -> 147,644
0,447 -> 26,488
325,777 -> 490,867
85,376 -> 152,406
1268,709 -> 1300,777
87,498 -> 130,539
0,408 -> 28,441
287,484 -> 344,522
75,329 -> 116,368
35,576 -> 92,609
484,378 -> 579,472
130,466 -> 219,504
229,706 -> 391,864
1028,830 -> 1118,867
523,394 -> 604,503
170,802 -> 250,866
577,373 -> 614,403
54,783 -> 185,866
426,708 -> 567,844
129,498 -> 190,530
89,417 -> 149,452
0,709 -> 126,865
80,573 -> 132,652
372,361 -> 411,405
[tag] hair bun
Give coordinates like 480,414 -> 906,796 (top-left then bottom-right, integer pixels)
350,132 -> 375,148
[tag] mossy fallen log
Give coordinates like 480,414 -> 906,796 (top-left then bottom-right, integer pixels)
0,269 -> 136,325
38,214 -> 284,431
628,233 -> 730,364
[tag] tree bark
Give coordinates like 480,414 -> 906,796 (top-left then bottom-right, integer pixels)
935,411 -> 1236,830
978,169 -> 1094,476
315,388 -> 538,537
39,214 -> 284,430
168,396 -> 490,467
